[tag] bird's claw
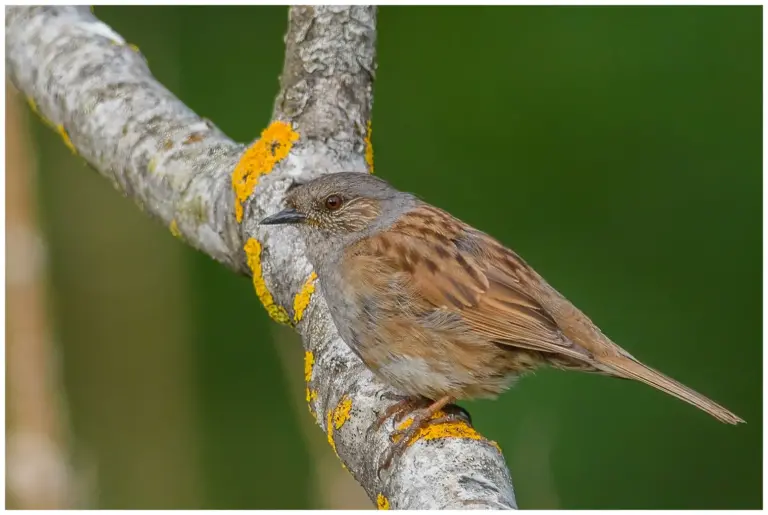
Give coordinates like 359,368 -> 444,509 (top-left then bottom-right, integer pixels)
376,415 -> 426,479
441,403 -> 473,426
372,395 -> 425,432
373,395 -> 466,479
377,404 -> 472,479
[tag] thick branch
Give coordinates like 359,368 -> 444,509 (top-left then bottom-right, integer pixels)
5,6 -> 248,274
6,5 -> 517,509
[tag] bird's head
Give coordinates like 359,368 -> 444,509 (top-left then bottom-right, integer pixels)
260,172 -> 407,238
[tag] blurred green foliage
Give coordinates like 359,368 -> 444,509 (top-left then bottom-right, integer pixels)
30,6 -> 760,509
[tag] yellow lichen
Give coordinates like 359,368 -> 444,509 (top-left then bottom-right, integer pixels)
364,119 -> 374,174
293,272 -> 317,323
326,395 -> 353,455
333,396 -> 353,430
394,410 -> 483,446
232,121 -> 299,222
57,125 -> 77,154
243,238 -> 291,325
377,493 -> 390,510
26,96 -> 38,114
126,43 -> 148,64
148,156 -> 157,173
327,409 -> 337,454
26,98 -> 74,152
304,350 -> 315,383
305,387 -> 318,419
25,97 -> 52,127
27,99 -> 54,128
304,352 -> 318,418
169,219 -> 181,239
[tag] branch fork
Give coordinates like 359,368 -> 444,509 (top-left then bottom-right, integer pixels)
6,5 -> 517,509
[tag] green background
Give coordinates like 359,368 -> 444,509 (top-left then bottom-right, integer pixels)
24,6 -> 760,509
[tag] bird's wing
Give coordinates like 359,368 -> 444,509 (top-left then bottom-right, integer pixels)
359,204 -> 593,362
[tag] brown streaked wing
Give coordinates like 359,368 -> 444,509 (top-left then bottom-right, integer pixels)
366,204 -> 593,362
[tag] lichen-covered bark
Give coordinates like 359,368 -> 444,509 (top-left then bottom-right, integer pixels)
6,5 -> 518,509
5,6 -> 247,274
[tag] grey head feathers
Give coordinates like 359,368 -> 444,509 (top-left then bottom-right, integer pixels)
279,172 -> 418,268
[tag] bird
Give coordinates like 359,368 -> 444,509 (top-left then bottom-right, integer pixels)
260,172 -> 744,470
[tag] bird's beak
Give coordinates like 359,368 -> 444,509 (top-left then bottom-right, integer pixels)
259,207 -> 307,225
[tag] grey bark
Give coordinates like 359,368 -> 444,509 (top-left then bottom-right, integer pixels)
6,5 -> 518,509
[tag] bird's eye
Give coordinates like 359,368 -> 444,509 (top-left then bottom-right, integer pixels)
324,194 -> 343,211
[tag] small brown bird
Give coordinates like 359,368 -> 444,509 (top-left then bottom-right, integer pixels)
261,172 -> 744,468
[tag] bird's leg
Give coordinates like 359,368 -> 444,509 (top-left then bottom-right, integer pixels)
378,395 -> 455,475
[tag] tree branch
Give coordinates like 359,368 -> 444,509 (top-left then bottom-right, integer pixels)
6,5 -> 518,509
5,6 -> 247,274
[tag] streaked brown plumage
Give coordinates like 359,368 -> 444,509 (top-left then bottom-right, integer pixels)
261,172 -> 744,469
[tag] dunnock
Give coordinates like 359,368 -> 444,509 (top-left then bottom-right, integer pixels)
261,172 -> 743,469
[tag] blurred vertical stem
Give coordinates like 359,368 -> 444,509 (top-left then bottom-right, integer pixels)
6,87 -> 75,508
32,9 -> 203,506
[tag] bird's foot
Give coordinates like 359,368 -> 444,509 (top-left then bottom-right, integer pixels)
436,403 -> 473,426
376,395 -> 457,478
373,393 -> 427,431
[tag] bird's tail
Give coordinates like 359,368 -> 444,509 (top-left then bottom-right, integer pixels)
596,354 -> 744,424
